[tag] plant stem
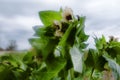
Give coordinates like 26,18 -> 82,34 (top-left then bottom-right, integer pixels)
58,23 -> 75,57
70,68 -> 74,80
90,68 -> 94,80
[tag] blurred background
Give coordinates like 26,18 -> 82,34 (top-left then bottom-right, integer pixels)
0,0 -> 120,50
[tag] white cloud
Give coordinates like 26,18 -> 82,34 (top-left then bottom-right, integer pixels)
83,0 -> 120,19
0,15 -> 41,31
13,16 -> 41,30
1,0 -> 120,49
0,15 -> 39,49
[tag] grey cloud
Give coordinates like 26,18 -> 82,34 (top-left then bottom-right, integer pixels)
0,28 -> 33,50
0,19 -> 33,50
1,0 -> 120,50
85,17 -> 120,31
0,1 -> 48,18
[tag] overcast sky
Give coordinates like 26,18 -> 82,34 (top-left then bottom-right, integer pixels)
0,0 -> 120,50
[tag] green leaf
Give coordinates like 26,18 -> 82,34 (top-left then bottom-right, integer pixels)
23,52 -> 33,64
85,49 -> 107,71
74,17 -> 89,50
57,23 -> 76,57
76,17 -> 85,37
106,41 -> 120,58
0,54 -> 27,70
32,56 -> 66,80
95,56 -> 107,71
29,38 -> 59,60
74,77 -> 83,80
116,55 -> 120,65
0,53 -> 30,80
39,10 -> 62,26
33,26 -> 55,37
84,49 -> 96,68
0,65 -> 15,80
94,35 -> 106,50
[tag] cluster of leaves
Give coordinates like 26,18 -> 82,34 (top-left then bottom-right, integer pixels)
0,8 -> 120,80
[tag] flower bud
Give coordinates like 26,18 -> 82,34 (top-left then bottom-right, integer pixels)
62,7 -> 73,22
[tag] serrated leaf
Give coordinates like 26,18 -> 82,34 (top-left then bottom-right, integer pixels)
94,35 -> 106,50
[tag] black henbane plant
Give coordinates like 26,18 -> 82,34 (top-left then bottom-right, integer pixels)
0,7 -> 120,80
29,7 -> 89,80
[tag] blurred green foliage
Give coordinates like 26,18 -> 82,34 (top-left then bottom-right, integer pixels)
0,8 -> 120,80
